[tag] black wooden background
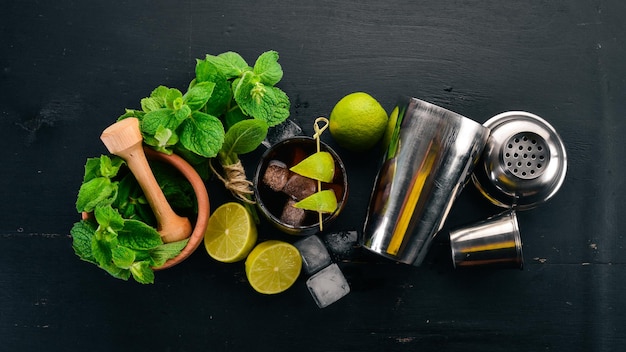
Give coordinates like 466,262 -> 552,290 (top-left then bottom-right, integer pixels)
1,1 -> 625,351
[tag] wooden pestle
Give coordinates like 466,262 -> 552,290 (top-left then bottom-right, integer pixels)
100,118 -> 192,243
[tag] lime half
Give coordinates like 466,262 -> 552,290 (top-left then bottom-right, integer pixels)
245,240 -> 302,294
204,202 -> 257,263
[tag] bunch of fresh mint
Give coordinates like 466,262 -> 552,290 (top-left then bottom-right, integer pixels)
72,155 -> 192,284
117,50 -> 290,220
119,50 -> 290,172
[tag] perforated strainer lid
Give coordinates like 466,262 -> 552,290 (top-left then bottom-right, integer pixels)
471,111 -> 567,210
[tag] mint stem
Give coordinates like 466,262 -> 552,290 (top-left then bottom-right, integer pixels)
214,153 -> 261,224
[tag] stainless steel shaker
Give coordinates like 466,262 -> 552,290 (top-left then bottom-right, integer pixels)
361,97 -> 490,266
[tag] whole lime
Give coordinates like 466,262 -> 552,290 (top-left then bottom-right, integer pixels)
329,92 -> 388,152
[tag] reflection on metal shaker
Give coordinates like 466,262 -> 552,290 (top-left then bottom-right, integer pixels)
361,97 -> 490,266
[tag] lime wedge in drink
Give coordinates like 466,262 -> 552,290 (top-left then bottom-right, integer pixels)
289,151 -> 335,183
293,189 -> 338,213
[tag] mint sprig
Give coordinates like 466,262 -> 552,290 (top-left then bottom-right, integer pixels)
122,50 -> 290,162
71,214 -> 189,284
72,155 -> 193,284
117,50 -> 291,221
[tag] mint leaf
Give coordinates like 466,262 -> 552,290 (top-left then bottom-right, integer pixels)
261,86 -> 291,126
236,82 -> 290,126
194,60 -> 232,116
221,119 -> 268,158
76,177 -> 117,213
149,238 -> 189,267
195,60 -> 222,82
112,174 -> 133,216
195,60 -> 211,82
206,52 -> 250,79
206,79 -> 232,117
150,86 -> 170,106
91,235 -> 113,267
118,108 -> 145,121
117,219 -> 162,250
99,155 -> 124,179
253,50 -> 283,86
165,88 -> 183,110
232,72 -> 257,116
95,221 -> 118,244
111,245 -> 136,269
102,264 -> 131,281
112,173 -> 156,225
71,220 -> 97,264
174,104 -> 192,121
141,108 -> 179,134
151,161 -> 195,212
179,111 -> 225,158
132,249 -> 151,263
132,199 -> 156,226
130,261 -> 155,284
141,97 -> 163,112
183,81 -> 215,111
84,155 -> 123,182
83,157 -> 102,183
94,204 -> 125,233
145,126 -> 178,154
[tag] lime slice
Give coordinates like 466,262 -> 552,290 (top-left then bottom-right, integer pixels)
245,240 -> 302,294
293,189 -> 338,213
204,202 -> 257,263
289,151 -> 335,183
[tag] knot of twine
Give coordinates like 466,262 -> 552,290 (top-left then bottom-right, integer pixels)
210,159 -> 256,204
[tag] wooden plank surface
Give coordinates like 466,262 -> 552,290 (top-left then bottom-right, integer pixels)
1,1 -> 624,351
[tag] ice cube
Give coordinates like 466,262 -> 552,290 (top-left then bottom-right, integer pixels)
323,230 -> 359,261
294,235 -> 332,275
283,174 -> 317,201
306,263 -> 350,308
262,119 -> 303,148
262,160 -> 290,192
280,199 -> 306,227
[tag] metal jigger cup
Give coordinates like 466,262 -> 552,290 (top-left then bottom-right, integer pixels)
449,210 -> 523,269
361,97 -> 490,266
